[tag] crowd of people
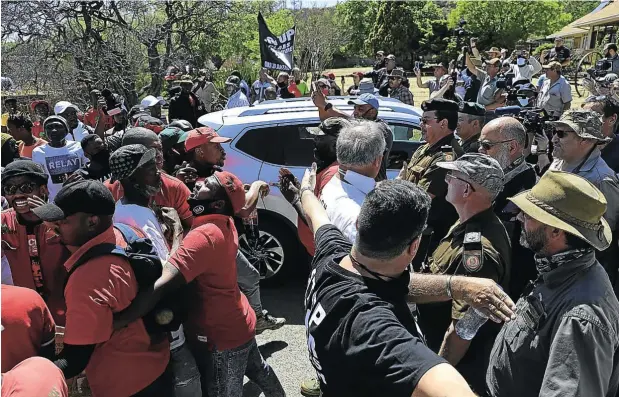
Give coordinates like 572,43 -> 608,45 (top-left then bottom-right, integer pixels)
1,32 -> 619,397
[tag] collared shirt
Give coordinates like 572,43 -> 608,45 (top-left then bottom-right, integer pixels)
475,69 -> 499,106
63,226 -> 170,396
601,134 -> 619,173
486,252 -> 619,397
225,90 -> 250,109
319,169 -> 376,242
1,209 -> 69,325
538,76 -> 572,117
390,86 -> 414,105
167,214 -> 255,350
194,81 -> 219,112
550,149 -> 619,231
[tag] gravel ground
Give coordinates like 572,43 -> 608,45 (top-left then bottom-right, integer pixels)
244,278 -> 313,397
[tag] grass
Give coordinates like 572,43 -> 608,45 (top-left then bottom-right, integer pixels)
326,67 -> 587,108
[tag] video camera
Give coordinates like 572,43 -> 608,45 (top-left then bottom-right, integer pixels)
496,72 -> 538,107
453,18 -> 469,37
588,59 -> 612,79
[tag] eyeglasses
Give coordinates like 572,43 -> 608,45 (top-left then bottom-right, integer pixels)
3,181 -> 39,196
553,129 -> 571,139
445,173 -> 476,191
479,139 -> 514,151
421,117 -> 439,124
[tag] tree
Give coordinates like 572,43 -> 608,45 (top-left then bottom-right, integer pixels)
447,0 -> 574,50
561,0 -> 599,21
335,0 -> 379,57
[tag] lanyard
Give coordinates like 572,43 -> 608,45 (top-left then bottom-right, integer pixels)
25,225 -> 46,298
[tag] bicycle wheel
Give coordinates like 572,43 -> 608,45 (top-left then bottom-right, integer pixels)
575,51 -> 603,97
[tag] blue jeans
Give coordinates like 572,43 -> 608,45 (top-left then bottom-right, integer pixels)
190,337 -> 285,397
169,343 -> 202,397
236,251 -> 262,314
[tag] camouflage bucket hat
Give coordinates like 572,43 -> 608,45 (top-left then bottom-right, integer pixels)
547,109 -> 611,143
436,152 -> 505,197
509,170 -> 611,251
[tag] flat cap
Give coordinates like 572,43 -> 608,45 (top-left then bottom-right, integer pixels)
437,152 -> 504,197
421,98 -> 459,114
458,101 -> 486,117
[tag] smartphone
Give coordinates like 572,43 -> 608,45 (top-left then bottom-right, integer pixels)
414,61 -> 420,71
108,107 -> 122,116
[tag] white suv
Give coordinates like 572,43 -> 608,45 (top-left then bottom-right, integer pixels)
198,96 -> 423,283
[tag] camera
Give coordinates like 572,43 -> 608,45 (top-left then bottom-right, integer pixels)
496,72 -> 514,90
587,59 -> 612,79
453,18 -> 469,37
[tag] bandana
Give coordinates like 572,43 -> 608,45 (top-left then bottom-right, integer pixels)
534,248 -> 594,274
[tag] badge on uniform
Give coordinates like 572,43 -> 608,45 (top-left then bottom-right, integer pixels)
441,145 -> 454,162
463,231 -> 483,272
444,153 -> 453,161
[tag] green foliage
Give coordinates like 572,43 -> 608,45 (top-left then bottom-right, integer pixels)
560,0 -> 599,21
335,0 -> 379,56
447,0 -> 575,49
533,43 -> 554,56
366,2 -> 423,62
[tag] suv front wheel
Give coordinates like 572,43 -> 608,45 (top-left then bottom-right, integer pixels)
238,215 -> 300,285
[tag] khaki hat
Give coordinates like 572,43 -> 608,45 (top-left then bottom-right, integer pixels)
178,75 -> 194,84
547,109 -> 611,143
509,170 -> 611,251
437,153 -> 504,197
542,61 -> 562,72
387,69 -> 405,78
487,47 -> 501,55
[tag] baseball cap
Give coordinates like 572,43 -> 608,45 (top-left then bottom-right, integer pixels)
168,119 -> 193,131
308,117 -> 352,137
54,101 -> 79,115
327,72 -> 336,80
542,61 -> 562,72
141,95 -> 165,108
225,76 -> 241,87
32,179 -> 115,221
213,171 -> 245,215
184,127 -> 232,152
348,93 -> 379,110
386,54 -> 396,60
437,153 -> 504,197
160,127 -> 189,153
376,51 -> 385,56
109,144 -> 157,183
547,109 -> 611,143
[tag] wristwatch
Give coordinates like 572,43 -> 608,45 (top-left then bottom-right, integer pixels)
323,103 -> 333,111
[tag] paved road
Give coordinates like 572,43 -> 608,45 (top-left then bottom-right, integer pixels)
244,278 -> 313,397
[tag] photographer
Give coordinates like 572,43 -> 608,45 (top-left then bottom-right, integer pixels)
465,53 -> 504,110
604,43 -> 619,75
416,63 -> 448,96
509,50 -> 542,82
537,61 -> 572,117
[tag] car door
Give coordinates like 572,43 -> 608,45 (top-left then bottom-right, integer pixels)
381,116 -> 423,178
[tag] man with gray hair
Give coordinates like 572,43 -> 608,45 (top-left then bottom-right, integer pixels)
479,117 -> 537,298
319,119 -> 386,242
417,153 -> 511,394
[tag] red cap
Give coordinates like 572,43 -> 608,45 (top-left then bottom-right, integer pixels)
213,171 -> 245,215
354,71 -> 364,78
327,72 -> 335,80
184,127 -> 231,151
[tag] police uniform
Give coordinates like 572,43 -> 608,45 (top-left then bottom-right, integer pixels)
405,99 -> 464,268
457,101 -> 486,154
416,153 -> 512,394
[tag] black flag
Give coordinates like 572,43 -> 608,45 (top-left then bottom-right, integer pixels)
258,12 -> 295,71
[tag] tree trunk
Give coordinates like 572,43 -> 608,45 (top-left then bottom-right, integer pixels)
147,41 -> 163,96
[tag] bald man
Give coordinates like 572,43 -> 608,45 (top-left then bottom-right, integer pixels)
478,117 -> 537,299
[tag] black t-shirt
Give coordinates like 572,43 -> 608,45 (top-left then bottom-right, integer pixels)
306,225 -> 445,397
75,161 -> 111,183
545,46 -> 571,63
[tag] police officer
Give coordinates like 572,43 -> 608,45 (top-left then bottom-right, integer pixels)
457,102 -> 486,153
402,98 -> 464,269
416,153 -> 512,394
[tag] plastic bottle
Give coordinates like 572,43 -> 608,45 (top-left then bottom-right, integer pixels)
242,208 -> 260,248
455,307 -> 489,340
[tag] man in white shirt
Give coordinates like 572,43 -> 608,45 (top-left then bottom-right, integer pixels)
320,120 -> 385,241
32,116 -> 88,200
225,76 -> 250,109
53,101 -> 93,142
509,51 -> 542,82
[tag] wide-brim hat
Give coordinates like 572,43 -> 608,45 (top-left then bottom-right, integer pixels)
509,170 -> 611,251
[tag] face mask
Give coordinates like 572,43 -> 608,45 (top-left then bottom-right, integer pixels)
90,149 -> 110,166
277,81 -> 287,88
517,58 -> 526,67
321,88 -> 329,96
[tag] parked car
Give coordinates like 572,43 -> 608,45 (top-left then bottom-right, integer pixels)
198,96 -> 423,283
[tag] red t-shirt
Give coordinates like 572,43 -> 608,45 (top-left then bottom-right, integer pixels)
1,209 -> 69,325
1,357 -> 68,397
105,173 -> 193,222
63,226 -> 169,396
168,214 -> 256,350
31,121 -> 44,138
18,137 -> 47,159
1,285 -> 56,372
298,163 -> 339,256
83,107 -> 115,130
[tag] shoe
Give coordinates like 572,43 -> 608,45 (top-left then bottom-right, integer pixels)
300,377 -> 321,397
255,310 -> 286,334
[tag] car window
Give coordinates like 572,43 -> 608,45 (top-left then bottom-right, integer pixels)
388,123 -> 422,142
235,124 -> 318,166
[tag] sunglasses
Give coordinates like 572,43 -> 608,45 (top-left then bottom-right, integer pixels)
3,181 -> 39,196
445,173 -> 476,191
421,117 -> 439,124
553,129 -> 570,139
479,139 -> 514,151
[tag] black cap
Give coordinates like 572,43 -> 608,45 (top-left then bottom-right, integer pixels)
32,180 -> 115,221
458,101 -> 486,117
421,98 -> 459,113
1,159 -> 48,184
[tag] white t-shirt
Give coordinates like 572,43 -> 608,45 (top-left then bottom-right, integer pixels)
32,142 -> 88,200
319,170 -> 376,242
66,121 -> 92,143
113,201 -> 186,349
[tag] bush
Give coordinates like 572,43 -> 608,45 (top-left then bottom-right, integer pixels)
533,43 -> 554,57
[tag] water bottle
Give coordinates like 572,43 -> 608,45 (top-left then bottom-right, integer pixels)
455,307 -> 489,340
242,208 -> 260,249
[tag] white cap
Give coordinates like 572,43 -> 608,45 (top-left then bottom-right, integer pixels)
54,101 -> 79,115
141,95 -> 165,108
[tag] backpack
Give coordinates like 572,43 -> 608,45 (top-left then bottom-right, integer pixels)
65,223 -> 187,336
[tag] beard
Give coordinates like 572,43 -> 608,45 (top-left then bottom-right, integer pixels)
495,145 -> 512,170
520,225 -> 547,254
